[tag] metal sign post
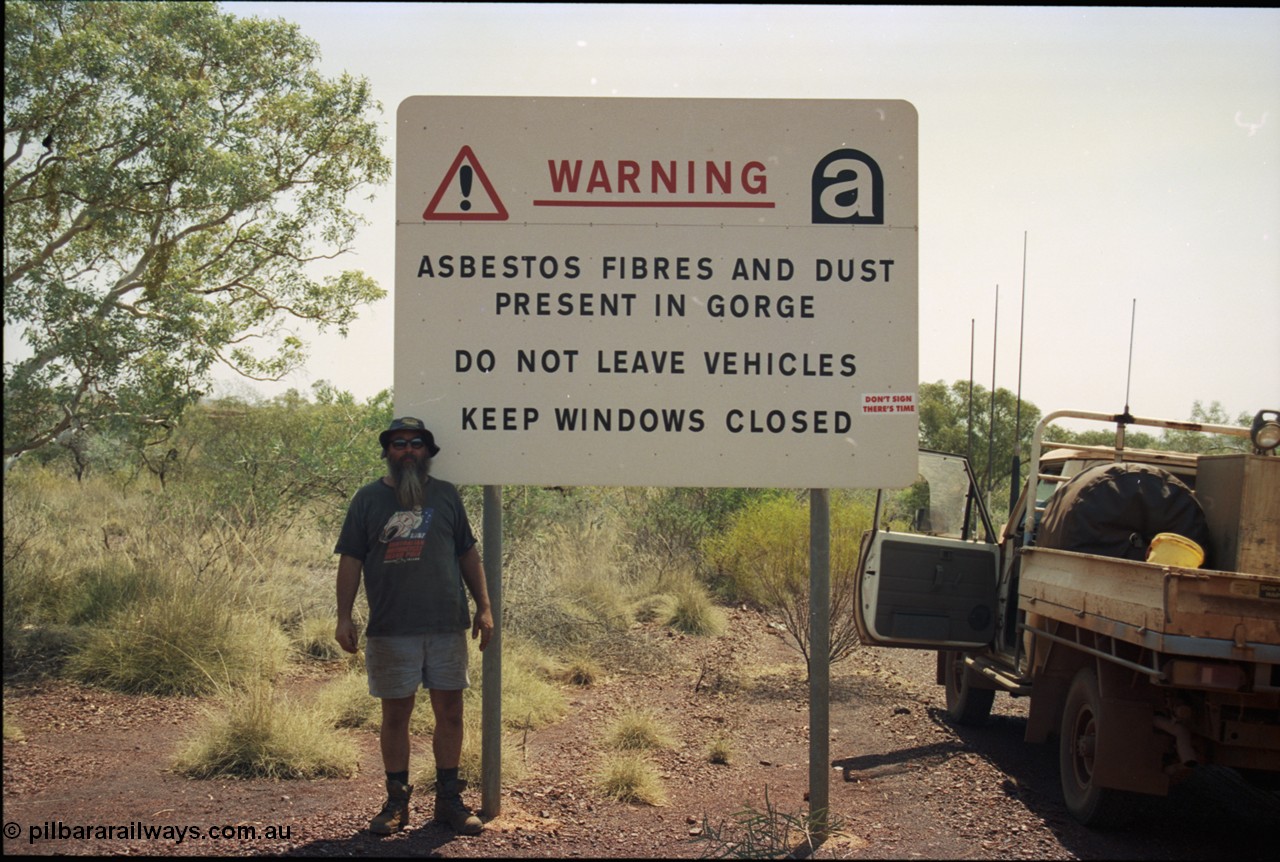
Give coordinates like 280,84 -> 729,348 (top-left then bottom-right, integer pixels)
481,485 -> 502,817
809,488 -> 831,840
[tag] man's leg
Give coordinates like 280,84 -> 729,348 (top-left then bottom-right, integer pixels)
429,688 -> 482,834
429,688 -> 464,769
381,694 -> 416,773
368,694 -> 416,835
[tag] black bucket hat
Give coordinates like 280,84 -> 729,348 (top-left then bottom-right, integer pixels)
379,417 -> 440,456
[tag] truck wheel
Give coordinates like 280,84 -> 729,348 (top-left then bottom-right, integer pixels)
943,650 -> 994,725
1059,667 -> 1134,827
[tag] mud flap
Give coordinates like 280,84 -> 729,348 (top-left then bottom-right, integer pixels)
1025,671 -> 1069,744
1093,664 -> 1171,796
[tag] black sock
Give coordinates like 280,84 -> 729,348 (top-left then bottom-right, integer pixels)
437,767 -> 459,786
387,770 -> 409,786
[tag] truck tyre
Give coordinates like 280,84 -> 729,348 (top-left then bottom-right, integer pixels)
943,650 -> 995,726
1059,667 -> 1135,827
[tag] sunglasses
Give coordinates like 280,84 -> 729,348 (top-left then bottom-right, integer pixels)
388,438 -> 428,451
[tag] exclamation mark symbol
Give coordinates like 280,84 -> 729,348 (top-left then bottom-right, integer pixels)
459,165 -> 473,212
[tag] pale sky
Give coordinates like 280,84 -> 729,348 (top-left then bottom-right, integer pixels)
223,3 -> 1279,426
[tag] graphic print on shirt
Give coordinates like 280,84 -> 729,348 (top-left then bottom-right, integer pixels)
378,507 -> 436,563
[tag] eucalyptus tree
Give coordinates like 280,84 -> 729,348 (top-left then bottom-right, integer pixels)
916,380 -> 1042,492
4,1 -> 390,458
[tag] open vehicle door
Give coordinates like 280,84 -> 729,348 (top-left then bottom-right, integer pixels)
855,450 -> 1001,650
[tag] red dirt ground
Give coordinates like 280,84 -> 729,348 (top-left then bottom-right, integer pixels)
4,607 -> 1276,858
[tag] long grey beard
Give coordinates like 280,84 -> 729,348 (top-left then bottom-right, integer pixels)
391,457 -> 430,509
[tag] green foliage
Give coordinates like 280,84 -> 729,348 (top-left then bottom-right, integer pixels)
62,559 -> 165,626
494,638 -> 568,731
4,0 -> 390,458
917,380 -> 1042,522
628,487 -> 784,569
3,465 -> 155,670
503,516 -> 637,654
702,493 -> 870,673
173,683 -> 357,779
171,385 -> 392,530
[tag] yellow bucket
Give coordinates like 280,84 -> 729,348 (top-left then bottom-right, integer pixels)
1146,533 -> 1205,568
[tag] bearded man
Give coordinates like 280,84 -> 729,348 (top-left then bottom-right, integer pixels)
334,417 -> 494,836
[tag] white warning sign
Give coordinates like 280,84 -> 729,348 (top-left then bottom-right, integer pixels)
396,97 -> 918,489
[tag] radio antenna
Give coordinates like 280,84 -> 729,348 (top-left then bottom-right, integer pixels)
986,285 -> 999,502
1010,232 -> 1028,513
967,318 -> 975,464
1124,298 -> 1137,415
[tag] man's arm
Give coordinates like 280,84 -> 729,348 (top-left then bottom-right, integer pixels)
459,545 -> 494,650
335,553 -> 363,654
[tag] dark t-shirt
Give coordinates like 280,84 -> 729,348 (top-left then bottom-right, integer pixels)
334,477 -> 477,636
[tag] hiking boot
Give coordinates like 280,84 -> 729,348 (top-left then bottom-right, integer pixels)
370,779 -> 412,834
434,777 -> 483,835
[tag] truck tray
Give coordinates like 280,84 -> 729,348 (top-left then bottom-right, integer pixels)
1018,547 -> 1280,662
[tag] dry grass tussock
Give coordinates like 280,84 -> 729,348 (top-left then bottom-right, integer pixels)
594,752 -> 669,806
174,682 -> 357,780
602,708 -> 677,752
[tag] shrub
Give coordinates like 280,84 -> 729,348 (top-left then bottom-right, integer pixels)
174,683 -> 357,779
628,487 -> 782,568
693,787 -> 842,857
630,592 -> 676,624
702,492 -> 871,673
172,388 -> 392,534
2,623 -> 90,678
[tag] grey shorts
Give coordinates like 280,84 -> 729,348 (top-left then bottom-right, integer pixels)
365,630 -> 470,699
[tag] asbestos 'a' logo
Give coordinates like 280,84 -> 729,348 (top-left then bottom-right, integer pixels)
811,149 -> 884,225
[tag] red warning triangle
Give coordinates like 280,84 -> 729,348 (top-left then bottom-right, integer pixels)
423,146 -> 508,221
